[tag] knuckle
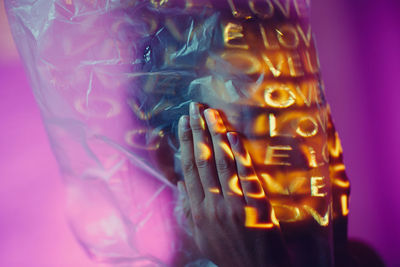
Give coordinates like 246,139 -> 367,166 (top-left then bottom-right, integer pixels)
179,130 -> 192,142
182,160 -> 196,174
215,157 -> 233,173
195,158 -> 211,169
190,121 -> 204,132
186,178 -> 198,191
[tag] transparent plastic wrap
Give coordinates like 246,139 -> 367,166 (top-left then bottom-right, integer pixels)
5,0 -> 350,266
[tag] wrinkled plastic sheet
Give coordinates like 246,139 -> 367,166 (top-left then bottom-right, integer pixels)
5,0 -> 347,266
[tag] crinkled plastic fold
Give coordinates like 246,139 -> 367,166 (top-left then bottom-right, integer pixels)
6,0 -> 349,266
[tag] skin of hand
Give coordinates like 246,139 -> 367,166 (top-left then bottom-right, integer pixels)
176,102 -> 387,267
177,102 -> 291,267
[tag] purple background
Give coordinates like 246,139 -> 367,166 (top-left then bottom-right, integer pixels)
0,0 -> 399,266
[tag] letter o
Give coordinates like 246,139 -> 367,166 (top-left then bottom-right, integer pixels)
221,51 -> 262,75
276,25 -> 300,49
296,116 -> 319,137
272,204 -> 302,222
264,85 -> 296,108
248,0 -> 274,19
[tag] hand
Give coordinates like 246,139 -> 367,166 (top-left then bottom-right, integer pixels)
177,102 -> 291,267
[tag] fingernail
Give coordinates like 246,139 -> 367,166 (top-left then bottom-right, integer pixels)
179,115 -> 191,131
204,109 -> 216,125
190,102 -> 200,118
227,132 -> 238,146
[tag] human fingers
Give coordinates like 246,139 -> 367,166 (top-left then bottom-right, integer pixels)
178,115 -> 204,207
204,108 -> 244,206
189,102 -> 222,200
227,132 -> 277,227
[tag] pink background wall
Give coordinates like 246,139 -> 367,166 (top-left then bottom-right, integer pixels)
0,0 -> 399,266
311,1 -> 400,266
